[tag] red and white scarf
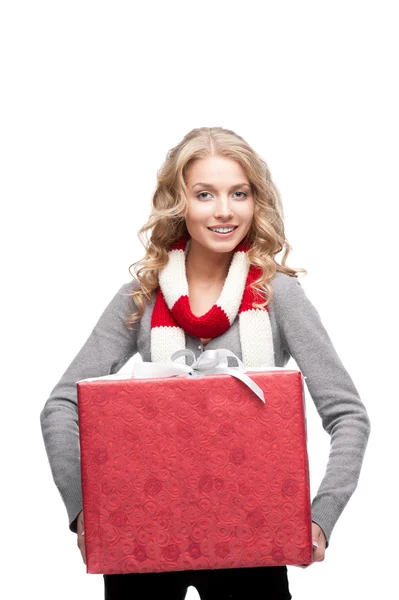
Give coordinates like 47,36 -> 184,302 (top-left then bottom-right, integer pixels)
150,237 -> 275,368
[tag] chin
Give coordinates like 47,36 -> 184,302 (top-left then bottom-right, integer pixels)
203,239 -> 242,254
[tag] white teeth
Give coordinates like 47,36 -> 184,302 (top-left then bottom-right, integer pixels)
209,227 -> 236,233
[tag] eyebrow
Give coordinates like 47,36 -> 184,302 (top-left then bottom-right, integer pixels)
192,182 -> 251,191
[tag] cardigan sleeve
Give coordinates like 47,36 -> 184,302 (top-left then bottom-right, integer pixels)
40,280 -> 140,533
275,275 -> 371,549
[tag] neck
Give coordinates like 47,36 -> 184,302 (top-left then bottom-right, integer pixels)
185,238 -> 234,284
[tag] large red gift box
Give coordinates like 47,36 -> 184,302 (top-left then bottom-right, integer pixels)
77,364 -> 312,574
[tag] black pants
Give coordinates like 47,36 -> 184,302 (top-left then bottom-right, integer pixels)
103,565 -> 292,599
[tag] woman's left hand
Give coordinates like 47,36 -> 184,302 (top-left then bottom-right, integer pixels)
295,521 -> 326,568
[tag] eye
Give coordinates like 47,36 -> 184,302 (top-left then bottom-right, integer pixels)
196,191 -> 248,200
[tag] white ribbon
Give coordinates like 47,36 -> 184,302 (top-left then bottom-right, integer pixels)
79,348 -> 283,404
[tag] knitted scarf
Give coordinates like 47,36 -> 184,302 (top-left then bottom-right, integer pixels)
150,237 -> 275,368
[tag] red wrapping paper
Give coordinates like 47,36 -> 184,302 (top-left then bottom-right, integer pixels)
77,368 -> 312,574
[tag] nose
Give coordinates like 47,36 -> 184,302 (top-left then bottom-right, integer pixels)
214,199 -> 234,219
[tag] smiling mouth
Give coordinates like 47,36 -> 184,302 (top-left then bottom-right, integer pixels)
207,226 -> 238,233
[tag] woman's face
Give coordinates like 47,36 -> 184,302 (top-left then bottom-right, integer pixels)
184,156 -> 255,254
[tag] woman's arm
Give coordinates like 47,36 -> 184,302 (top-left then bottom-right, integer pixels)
275,275 -> 371,549
40,280 -> 140,533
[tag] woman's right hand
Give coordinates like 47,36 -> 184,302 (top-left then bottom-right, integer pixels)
77,510 -> 86,565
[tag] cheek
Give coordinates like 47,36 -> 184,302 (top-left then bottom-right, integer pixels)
243,201 -> 255,220
186,203 -> 209,224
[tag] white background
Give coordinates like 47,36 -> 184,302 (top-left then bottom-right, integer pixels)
2,1 -> 397,598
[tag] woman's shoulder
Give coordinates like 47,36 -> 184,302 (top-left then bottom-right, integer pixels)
120,278 -> 142,292
118,278 -> 159,312
267,272 -> 307,316
107,279 -> 146,315
269,271 -> 302,294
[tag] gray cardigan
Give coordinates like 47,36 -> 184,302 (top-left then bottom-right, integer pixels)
40,271 -> 371,549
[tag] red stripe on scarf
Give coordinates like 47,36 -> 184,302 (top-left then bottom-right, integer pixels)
152,288 -> 181,328
240,265 -> 269,313
171,296 -> 231,338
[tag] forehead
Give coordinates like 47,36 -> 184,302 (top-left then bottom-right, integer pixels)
191,181 -> 251,190
186,156 -> 250,186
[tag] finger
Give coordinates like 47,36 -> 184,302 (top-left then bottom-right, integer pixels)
312,548 -> 324,562
78,515 -> 84,535
312,540 -> 325,561
80,543 -> 86,565
77,535 -> 87,565
314,553 -> 325,563
82,540 -> 86,565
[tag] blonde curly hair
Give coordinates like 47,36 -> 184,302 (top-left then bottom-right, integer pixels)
124,126 -> 307,331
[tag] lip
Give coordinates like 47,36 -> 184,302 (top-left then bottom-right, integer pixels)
207,226 -> 238,238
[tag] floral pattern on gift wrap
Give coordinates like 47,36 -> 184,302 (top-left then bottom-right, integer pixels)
77,370 -> 312,574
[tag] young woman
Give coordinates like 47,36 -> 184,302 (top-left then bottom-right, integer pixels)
41,126 -> 371,600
